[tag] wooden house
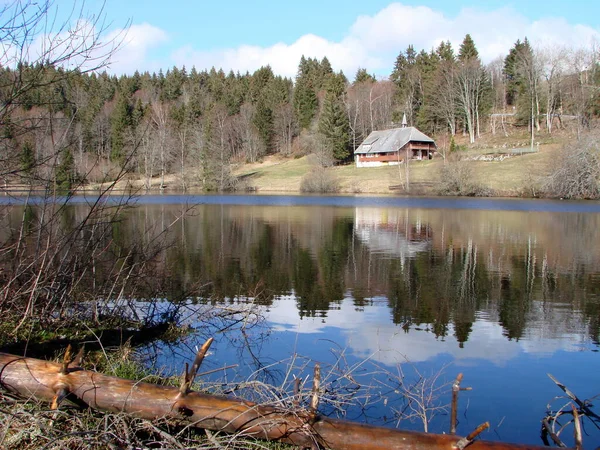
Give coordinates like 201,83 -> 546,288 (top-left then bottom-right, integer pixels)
354,125 -> 436,168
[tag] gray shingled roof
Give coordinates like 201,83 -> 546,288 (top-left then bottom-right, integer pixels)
354,127 -> 435,155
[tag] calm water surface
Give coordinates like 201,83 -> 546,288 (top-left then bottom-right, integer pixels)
5,194 -> 600,445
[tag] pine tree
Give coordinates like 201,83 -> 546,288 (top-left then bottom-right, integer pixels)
458,34 -> 479,62
449,135 -> 457,153
21,141 -> 35,178
55,148 -> 75,191
293,59 -> 318,129
319,73 -> 350,163
249,66 -> 274,103
354,68 -> 376,84
110,94 -> 132,163
503,38 -> 534,115
254,99 -> 274,153
391,45 -> 422,124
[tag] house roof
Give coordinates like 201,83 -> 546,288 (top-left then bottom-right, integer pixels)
354,127 -> 435,155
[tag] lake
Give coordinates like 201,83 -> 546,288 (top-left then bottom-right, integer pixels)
3,194 -> 600,446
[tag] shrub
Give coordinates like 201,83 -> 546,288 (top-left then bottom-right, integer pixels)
437,160 -> 489,196
300,167 -> 340,193
543,134 -> 600,199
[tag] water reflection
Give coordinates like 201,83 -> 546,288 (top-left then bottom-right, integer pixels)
2,197 -> 600,444
3,201 -> 598,345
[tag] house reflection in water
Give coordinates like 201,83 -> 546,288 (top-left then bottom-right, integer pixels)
353,208 -> 432,263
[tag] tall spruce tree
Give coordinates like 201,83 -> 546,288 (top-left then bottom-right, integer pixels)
458,34 -> 479,62
391,45 -> 422,124
110,93 -> 133,163
354,68 -> 376,84
294,56 -> 319,129
55,148 -> 75,191
503,39 -> 529,106
254,98 -> 275,153
20,141 -> 35,178
319,72 -> 350,163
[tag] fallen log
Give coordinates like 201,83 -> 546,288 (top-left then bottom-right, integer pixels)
0,351 -> 556,450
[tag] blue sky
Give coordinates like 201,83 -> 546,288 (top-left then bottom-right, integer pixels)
80,1 -> 600,76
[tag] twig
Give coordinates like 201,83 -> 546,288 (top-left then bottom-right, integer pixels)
60,345 -> 75,375
455,422 -> 489,449
548,373 -> 600,420
310,363 -> 321,415
572,404 -> 582,450
179,337 -> 214,396
542,417 -> 567,448
451,373 -> 472,434
293,376 -> 302,408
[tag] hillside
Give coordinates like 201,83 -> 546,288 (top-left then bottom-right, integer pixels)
232,133 -> 563,196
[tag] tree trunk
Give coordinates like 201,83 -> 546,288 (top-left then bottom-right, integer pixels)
0,353 -> 551,450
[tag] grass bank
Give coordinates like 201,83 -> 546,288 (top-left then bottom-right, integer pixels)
233,142 -> 561,196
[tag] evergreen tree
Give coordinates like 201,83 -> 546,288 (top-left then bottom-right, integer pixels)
391,45 -> 422,124
21,141 -> 35,178
55,148 -> 75,191
458,34 -> 479,62
504,38 -> 535,118
319,73 -> 350,163
354,68 -> 376,84
449,135 -> 457,153
249,66 -> 274,103
436,40 -> 455,62
110,94 -> 132,163
254,99 -> 274,153
415,49 -> 441,132
294,57 -> 319,129
503,39 -> 530,106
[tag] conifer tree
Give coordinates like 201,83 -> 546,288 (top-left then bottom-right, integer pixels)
391,45 -> 421,124
20,141 -> 35,179
458,34 -> 479,62
55,148 -> 75,191
110,94 -> 132,163
294,57 -> 319,129
503,39 -> 530,106
254,98 -> 274,153
319,73 -> 350,163
354,68 -> 376,84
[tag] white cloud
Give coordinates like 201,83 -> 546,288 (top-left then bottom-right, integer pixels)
0,16 -> 169,75
266,296 -> 588,367
164,2 -> 600,78
106,23 -> 169,74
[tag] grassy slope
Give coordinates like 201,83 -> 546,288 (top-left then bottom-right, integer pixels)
233,142 -> 561,196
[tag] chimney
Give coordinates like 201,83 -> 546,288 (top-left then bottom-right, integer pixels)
401,113 -> 407,128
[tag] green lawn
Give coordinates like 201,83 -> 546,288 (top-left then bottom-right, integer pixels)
233,143 -> 561,196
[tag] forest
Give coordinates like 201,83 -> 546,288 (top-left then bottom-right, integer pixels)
2,28 -> 600,193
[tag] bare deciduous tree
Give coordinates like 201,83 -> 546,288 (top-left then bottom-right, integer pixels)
538,46 -> 568,134
150,101 -> 173,190
274,103 -> 296,156
455,60 -> 488,143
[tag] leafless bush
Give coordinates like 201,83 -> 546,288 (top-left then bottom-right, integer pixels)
541,373 -> 599,448
0,392 -> 289,450
300,167 -> 340,193
437,160 -> 489,196
543,134 -> 600,199
299,131 -> 334,167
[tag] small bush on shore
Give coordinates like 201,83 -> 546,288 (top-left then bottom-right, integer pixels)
543,133 -> 600,199
436,160 -> 490,196
300,168 -> 340,193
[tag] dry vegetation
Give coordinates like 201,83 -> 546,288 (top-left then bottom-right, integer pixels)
232,130 -> 569,196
